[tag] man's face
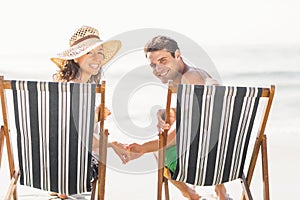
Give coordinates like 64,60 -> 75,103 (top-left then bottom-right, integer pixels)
146,49 -> 181,84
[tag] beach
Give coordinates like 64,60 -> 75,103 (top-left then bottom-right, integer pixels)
1,44 -> 300,200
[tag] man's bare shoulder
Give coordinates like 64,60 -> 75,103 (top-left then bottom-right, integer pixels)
181,67 -> 209,84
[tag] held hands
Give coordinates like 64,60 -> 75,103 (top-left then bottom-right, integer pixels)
126,143 -> 144,161
110,142 -> 144,164
110,108 -> 175,164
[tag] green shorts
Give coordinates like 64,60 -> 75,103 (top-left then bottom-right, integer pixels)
165,145 -> 177,173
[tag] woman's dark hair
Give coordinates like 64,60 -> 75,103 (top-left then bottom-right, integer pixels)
53,60 -> 79,82
53,60 -> 102,84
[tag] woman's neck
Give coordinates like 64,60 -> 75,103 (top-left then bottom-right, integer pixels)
77,70 -> 91,83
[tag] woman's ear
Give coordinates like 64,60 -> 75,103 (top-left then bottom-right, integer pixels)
74,58 -> 78,63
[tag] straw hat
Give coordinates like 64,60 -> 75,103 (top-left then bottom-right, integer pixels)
51,25 -> 121,68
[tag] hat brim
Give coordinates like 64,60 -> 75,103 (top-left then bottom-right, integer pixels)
51,39 -> 121,69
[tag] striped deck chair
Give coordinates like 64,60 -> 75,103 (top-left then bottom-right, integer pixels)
157,81 -> 275,200
0,76 -> 109,200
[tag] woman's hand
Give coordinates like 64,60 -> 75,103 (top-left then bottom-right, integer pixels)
109,141 -> 128,164
104,106 -> 111,120
94,106 -> 111,123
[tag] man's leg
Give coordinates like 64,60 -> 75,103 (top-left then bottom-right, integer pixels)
215,184 -> 229,200
164,168 -> 200,200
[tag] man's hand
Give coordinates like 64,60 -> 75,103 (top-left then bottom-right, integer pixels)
126,143 -> 145,162
156,109 -> 166,132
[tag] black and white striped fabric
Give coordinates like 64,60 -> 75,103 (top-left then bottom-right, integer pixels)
173,84 -> 262,186
11,81 -> 96,195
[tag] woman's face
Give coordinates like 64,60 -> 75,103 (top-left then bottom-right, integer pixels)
75,45 -> 104,81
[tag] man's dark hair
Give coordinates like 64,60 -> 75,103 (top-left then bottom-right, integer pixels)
144,35 -> 179,58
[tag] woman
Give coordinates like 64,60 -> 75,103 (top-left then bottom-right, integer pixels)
51,25 -> 124,199
51,25 -> 120,84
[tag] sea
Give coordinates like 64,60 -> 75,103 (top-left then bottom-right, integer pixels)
0,45 -> 299,199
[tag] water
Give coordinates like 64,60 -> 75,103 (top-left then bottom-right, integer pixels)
0,45 -> 299,199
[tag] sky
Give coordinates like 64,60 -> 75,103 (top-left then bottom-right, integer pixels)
0,0 -> 300,56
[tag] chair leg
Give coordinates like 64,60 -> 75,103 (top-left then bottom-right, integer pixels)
241,135 -> 270,200
164,177 -> 170,200
157,132 -> 166,200
261,135 -> 270,200
98,162 -> 106,200
240,175 -> 253,200
1,126 -> 19,200
90,180 -> 97,200
98,129 -> 108,200
5,170 -> 20,200
0,126 -> 4,167
157,166 -> 163,200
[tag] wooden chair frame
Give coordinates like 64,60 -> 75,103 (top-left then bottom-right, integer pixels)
157,81 -> 275,200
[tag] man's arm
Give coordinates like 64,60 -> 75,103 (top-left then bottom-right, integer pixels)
126,122 -> 176,162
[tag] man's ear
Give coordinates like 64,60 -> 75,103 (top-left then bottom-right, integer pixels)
175,49 -> 181,60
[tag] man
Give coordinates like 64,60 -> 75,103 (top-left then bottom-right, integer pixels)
116,36 -> 228,200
